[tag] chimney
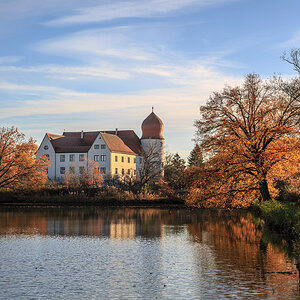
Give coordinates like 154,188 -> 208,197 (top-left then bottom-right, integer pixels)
81,130 -> 84,139
115,128 -> 118,135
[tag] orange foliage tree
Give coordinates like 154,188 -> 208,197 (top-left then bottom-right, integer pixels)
0,127 -> 49,191
186,74 -> 300,207
64,158 -> 103,190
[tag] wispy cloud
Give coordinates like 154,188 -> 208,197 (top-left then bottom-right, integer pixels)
0,70 -> 241,120
0,56 -> 22,64
278,30 -> 300,49
0,81 -> 64,93
45,0 -> 237,26
35,28 -> 156,61
0,64 -> 130,80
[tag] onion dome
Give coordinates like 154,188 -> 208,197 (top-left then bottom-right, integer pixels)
141,110 -> 164,139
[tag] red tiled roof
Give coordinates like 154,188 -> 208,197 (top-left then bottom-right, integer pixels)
47,131 -> 98,153
103,130 -> 142,155
46,130 -> 141,155
101,132 -> 136,155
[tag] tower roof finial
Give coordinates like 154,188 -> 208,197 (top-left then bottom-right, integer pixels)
152,106 -> 154,113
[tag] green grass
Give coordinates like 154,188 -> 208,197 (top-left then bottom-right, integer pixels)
259,200 -> 300,238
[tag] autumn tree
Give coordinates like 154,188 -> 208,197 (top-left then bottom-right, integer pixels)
187,144 -> 203,167
0,127 -> 49,191
192,74 -> 299,205
282,48 -> 300,74
164,152 -> 186,190
65,158 -> 103,190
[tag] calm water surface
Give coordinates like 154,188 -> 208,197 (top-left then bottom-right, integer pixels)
0,207 -> 299,299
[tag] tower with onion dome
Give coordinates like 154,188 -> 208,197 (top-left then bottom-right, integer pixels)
140,108 -> 164,177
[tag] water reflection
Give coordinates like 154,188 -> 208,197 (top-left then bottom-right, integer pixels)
0,207 -> 299,299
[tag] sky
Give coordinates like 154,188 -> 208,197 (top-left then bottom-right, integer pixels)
0,0 -> 300,159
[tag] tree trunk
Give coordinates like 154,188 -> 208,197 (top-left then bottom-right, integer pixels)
259,178 -> 271,203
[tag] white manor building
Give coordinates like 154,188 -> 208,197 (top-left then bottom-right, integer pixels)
36,110 -> 164,181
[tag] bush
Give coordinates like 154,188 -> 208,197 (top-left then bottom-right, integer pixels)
259,200 -> 300,237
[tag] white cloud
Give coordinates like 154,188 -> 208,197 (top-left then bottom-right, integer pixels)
0,81 -> 64,93
0,71 -> 241,121
279,30 -> 300,49
0,64 -> 130,80
0,56 -> 22,64
45,0 -> 238,26
35,28 -> 156,61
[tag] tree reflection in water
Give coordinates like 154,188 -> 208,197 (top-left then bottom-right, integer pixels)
0,207 -> 299,299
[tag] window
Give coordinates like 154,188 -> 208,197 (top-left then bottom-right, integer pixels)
79,166 -> 85,174
94,144 -> 99,149
139,157 -> 142,164
127,169 -> 130,175
101,144 -> 106,149
127,157 -> 130,163
94,155 -> 99,161
100,155 -> 106,162
115,156 -> 118,162
100,167 -> 106,174
44,145 -> 48,150
69,166 -> 75,174
60,167 -> 65,174
99,136 -> 101,139
79,154 -> 84,161
121,156 -> 124,162
60,155 -> 65,162
115,168 -> 118,174
122,168 -> 124,175
69,154 -> 75,162
134,158 -> 136,163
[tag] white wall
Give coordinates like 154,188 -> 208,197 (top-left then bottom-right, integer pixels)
55,152 -> 88,182
87,133 -> 111,175
36,134 -> 56,180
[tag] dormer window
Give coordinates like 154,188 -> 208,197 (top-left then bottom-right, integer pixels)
44,145 -> 48,150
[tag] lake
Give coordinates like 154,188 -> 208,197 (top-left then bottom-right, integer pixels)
0,207 -> 299,299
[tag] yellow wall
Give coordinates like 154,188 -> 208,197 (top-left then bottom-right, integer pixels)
110,152 -> 137,177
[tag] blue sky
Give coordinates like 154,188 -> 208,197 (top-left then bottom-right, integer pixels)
0,0 -> 299,159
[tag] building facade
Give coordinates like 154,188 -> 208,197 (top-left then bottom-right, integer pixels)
36,110 -> 164,181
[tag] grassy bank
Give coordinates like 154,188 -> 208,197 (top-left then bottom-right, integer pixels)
0,189 -> 185,207
258,200 -> 300,239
